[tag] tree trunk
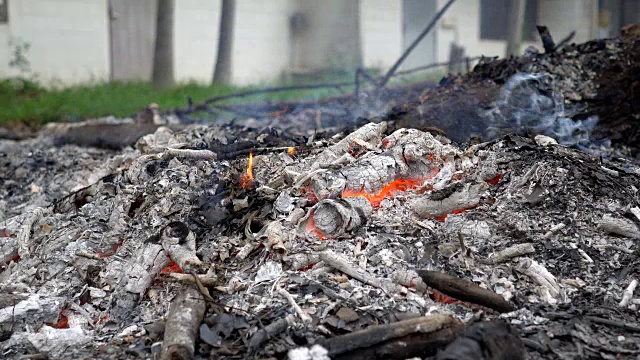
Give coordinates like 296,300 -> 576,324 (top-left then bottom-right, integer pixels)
505,0 -> 526,57
152,0 -> 175,89
213,0 -> 236,84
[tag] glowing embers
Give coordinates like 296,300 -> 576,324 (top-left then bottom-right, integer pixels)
485,173 -> 503,185
240,152 -> 254,189
433,204 -> 480,222
342,177 -> 432,207
300,197 -> 373,240
161,259 -> 184,274
287,147 -> 296,156
304,216 -> 326,240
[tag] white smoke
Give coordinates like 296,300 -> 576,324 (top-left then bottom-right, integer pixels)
481,73 -> 598,148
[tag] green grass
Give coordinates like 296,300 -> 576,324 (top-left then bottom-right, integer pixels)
0,76 -> 361,125
0,68 -> 445,125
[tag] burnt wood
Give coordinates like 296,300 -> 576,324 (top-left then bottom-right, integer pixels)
417,270 -> 516,313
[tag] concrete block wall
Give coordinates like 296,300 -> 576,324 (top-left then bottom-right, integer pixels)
231,0 -> 295,85
0,0 -> 110,85
0,0 -> 603,86
361,0 -> 402,70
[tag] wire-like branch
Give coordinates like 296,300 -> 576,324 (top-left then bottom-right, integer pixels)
379,0 -> 457,87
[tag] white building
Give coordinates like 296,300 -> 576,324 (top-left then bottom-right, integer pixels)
0,0 -> 637,86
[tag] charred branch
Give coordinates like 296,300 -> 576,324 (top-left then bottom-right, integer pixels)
417,270 -> 516,313
436,321 -> 525,360
316,314 -> 461,358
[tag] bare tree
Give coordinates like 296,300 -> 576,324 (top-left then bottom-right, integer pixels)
213,0 -> 236,84
152,0 -> 175,88
505,0 -> 527,57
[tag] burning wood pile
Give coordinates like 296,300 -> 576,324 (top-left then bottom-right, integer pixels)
1,32 -> 640,360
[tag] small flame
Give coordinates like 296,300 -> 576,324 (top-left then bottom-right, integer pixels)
287,147 -> 296,156
240,152 -> 254,189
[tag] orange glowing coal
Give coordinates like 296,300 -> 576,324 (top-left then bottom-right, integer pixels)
305,216 -> 326,240
434,204 -> 480,221
240,152 -> 254,189
287,147 -> 296,156
342,171 -> 438,207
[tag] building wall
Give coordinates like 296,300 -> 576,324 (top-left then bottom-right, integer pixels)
435,0 -> 596,65
231,0 -> 295,85
0,0 -> 608,86
0,0 -> 110,85
174,0 -> 220,83
538,0 -> 598,44
436,0 -> 511,63
361,0 -> 402,70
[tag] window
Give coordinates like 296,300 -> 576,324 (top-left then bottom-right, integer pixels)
0,0 -> 7,24
480,0 -> 538,41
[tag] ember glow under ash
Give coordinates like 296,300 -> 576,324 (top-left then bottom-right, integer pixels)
304,216 -> 326,240
287,147 -> 296,156
240,152 -> 254,189
342,177 -> 433,207
433,204 -> 479,222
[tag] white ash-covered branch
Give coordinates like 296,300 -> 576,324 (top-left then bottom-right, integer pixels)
0,294 -> 63,340
161,287 -> 207,360
619,279 -> 638,308
307,122 -> 387,171
515,258 -> 564,304
410,183 -> 488,219
17,207 -> 52,258
277,286 -> 313,324
319,250 -> 427,307
599,215 -> 640,239
299,197 -> 372,239
481,243 -> 536,265
160,221 -> 202,272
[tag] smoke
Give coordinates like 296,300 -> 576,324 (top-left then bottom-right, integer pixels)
481,73 -> 598,148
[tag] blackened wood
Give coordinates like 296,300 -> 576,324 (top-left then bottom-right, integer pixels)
505,1 -> 526,57
160,287 -> 207,360
417,270 -> 516,313
437,321 -> 525,360
585,316 -> 640,333
536,26 -> 556,53
333,321 -> 463,360
318,314 -> 460,357
247,315 -> 292,354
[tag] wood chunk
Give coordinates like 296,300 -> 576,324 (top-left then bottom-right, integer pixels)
599,215 -> 640,239
0,294 -> 62,341
160,222 -> 202,272
248,314 -> 294,355
417,270 -> 516,313
410,183 -> 487,219
481,243 -> 535,265
318,314 -> 461,357
437,321 -> 525,360
333,324 -> 463,360
161,287 -> 207,360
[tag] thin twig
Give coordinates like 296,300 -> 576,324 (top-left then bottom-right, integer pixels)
276,286 -> 312,324
619,279 -> 638,308
379,0 -> 457,87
